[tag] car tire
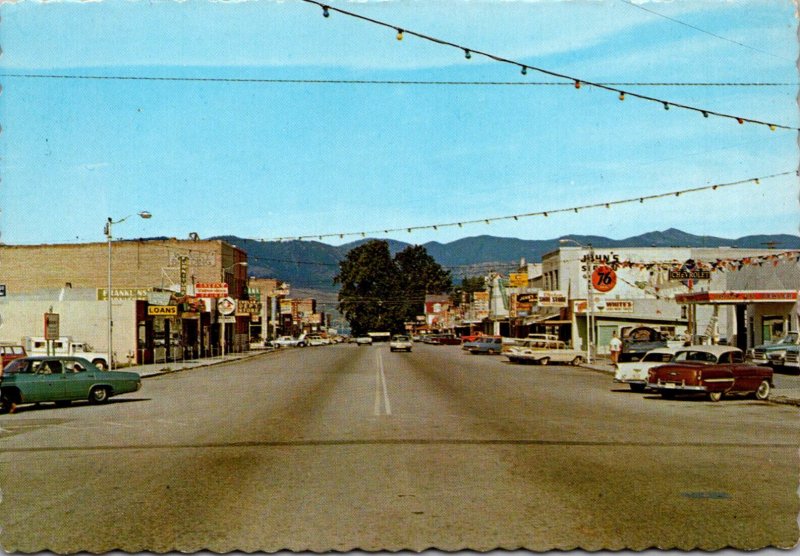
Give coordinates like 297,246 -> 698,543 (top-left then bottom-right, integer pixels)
571,356 -> 584,365
0,392 -> 16,414
92,359 -> 108,371
539,357 -> 550,366
754,380 -> 770,400
708,391 -> 723,402
89,387 -> 110,404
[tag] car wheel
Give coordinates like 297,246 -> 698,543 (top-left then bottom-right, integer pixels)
571,356 -> 584,365
0,392 -> 16,414
89,387 -> 110,404
754,380 -> 770,400
630,384 -> 646,393
539,357 -> 550,366
92,359 -> 108,371
708,391 -> 723,402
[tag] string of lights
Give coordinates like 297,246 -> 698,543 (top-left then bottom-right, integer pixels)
1,73 -> 795,88
262,171 -> 792,242
306,0 -> 798,131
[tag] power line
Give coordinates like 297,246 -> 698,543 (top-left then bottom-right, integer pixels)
1,73 -> 795,88
618,0 -> 793,63
304,0 -> 797,131
262,171 -> 792,242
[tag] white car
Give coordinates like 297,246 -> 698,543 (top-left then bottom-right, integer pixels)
271,334 -> 307,348
355,336 -> 373,346
306,335 -> 329,346
504,339 -> 584,366
614,347 -> 676,391
389,335 -> 413,352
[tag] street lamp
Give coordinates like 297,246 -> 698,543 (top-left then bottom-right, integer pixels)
560,238 -> 595,364
105,211 -> 151,369
220,261 -> 248,356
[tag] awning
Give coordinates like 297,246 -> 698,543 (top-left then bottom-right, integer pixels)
523,314 -> 571,325
675,290 -> 798,304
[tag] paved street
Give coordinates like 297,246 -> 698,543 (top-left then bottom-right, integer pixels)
0,344 -> 797,552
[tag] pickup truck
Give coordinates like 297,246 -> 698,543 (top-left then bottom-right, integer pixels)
620,326 -> 668,363
22,336 -> 111,370
750,331 -> 798,368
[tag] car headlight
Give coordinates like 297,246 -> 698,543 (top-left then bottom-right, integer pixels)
771,350 -> 787,358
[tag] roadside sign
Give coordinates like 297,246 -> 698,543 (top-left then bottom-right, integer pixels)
147,305 -> 178,316
195,282 -> 229,298
0,284 -> 6,297
591,265 -> 617,293
217,297 -> 237,316
44,313 -> 60,340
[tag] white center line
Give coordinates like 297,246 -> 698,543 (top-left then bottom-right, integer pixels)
374,351 -> 392,416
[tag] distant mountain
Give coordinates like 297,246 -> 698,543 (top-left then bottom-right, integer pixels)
211,230 -> 800,291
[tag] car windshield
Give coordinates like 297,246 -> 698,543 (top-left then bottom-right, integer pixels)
3,359 -> 32,374
674,350 -> 719,363
775,332 -> 798,345
642,352 -> 674,363
393,336 -> 409,341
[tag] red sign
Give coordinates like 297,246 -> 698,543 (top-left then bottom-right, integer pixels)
591,265 -> 617,293
676,291 -> 798,304
195,282 -> 229,298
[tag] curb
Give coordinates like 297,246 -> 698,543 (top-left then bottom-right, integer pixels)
138,350 -> 275,379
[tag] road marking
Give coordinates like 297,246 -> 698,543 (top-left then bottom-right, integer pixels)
374,351 -> 392,416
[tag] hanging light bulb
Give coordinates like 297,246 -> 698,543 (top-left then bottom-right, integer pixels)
618,92 -> 625,101
485,219 -> 490,225
396,29 -> 404,41
464,49 -> 471,60
574,80 -> 581,89
702,111 -> 709,118
520,66 -> 527,76
322,5 -> 330,17
605,203 -> 610,209
433,225 -> 438,230
736,117 -> 744,124
513,216 -> 519,221
755,178 -> 760,185
639,198 -> 644,203
769,124 -> 776,131
543,212 -> 548,217
663,102 -> 670,110
712,185 -> 718,190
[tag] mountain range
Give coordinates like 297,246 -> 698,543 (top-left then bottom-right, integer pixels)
212,229 -> 800,292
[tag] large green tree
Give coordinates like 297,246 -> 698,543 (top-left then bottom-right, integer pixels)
334,241 -> 452,335
394,245 -> 452,323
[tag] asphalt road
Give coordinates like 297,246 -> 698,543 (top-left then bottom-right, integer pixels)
0,343 -> 797,552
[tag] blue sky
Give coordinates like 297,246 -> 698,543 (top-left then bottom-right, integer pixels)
1,0 -> 797,246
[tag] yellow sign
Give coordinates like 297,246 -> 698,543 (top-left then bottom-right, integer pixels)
509,273 -> 528,287
148,305 -> 178,316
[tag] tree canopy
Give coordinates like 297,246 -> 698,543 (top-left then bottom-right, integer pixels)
334,241 -> 452,335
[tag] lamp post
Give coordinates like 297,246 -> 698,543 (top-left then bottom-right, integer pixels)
105,211 -> 151,369
560,238 -> 594,364
220,261 -> 248,356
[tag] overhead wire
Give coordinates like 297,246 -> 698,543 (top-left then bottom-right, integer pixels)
303,0 -> 797,131
261,171 -> 792,242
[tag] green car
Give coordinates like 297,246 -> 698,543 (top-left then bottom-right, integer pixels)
0,356 -> 142,413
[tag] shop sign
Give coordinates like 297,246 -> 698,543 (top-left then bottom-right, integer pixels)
599,300 -> 634,313
516,293 -> 538,304
195,282 -> 229,298
509,273 -> 528,287
236,299 -> 262,316
180,312 -> 200,320
676,291 -> 798,303
44,313 -> 60,340
217,297 -> 237,316
246,287 -> 262,302
538,291 -> 567,307
670,259 -> 710,285
96,288 -> 151,301
147,291 -> 173,306
219,315 -> 237,324
591,265 -> 617,293
148,305 -> 178,316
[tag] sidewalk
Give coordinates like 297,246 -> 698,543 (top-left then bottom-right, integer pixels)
119,348 -> 274,378
581,358 -> 800,407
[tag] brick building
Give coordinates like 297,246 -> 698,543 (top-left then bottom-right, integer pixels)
0,239 -> 251,364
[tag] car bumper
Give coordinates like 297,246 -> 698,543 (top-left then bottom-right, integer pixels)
614,378 -> 647,386
648,382 -> 708,393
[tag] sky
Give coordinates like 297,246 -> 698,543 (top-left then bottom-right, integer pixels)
0,0 -> 798,247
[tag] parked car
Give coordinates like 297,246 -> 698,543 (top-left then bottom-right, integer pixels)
620,327 -> 668,363
23,336 -> 111,370
749,331 -> 798,368
0,356 -> 142,413
355,336 -> 373,346
389,335 -> 413,352
463,336 -> 503,355
647,345 -> 773,402
504,339 -> 584,366
428,334 -> 461,346
306,335 -> 330,346
614,347 -> 677,392
270,335 -> 307,348
783,345 -> 800,373
0,344 -> 27,369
